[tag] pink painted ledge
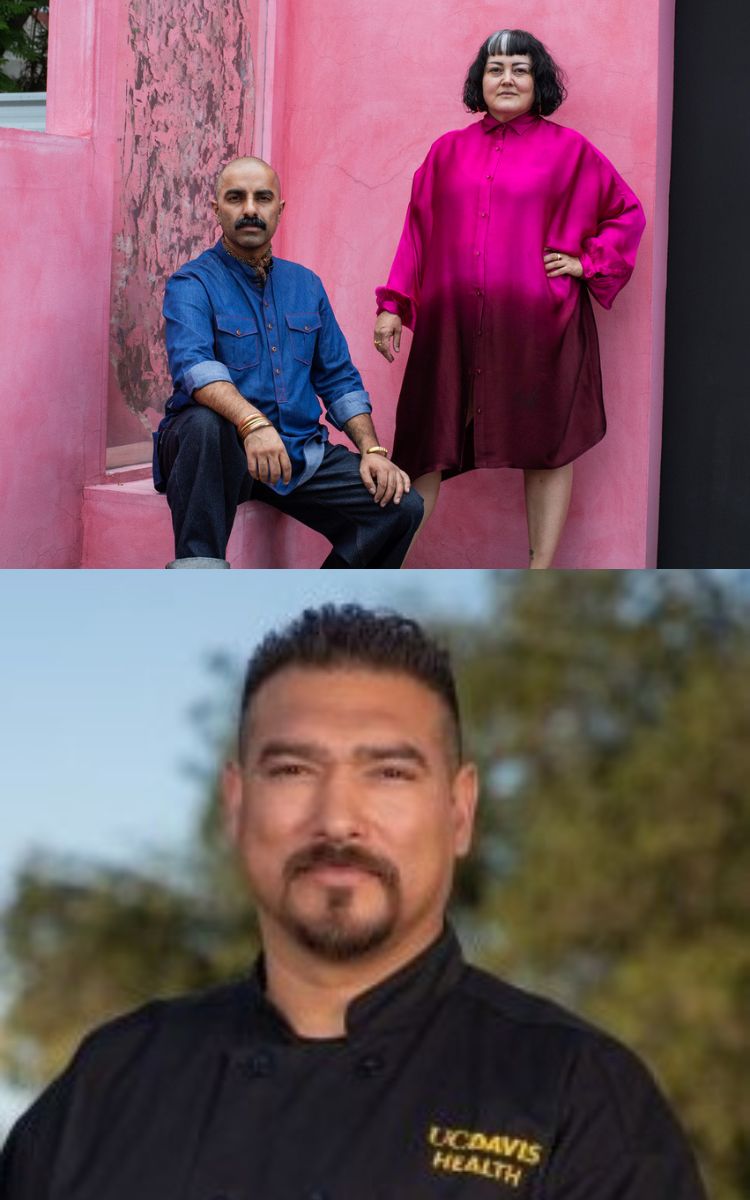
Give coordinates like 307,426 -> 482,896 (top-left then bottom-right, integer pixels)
81,479 -> 288,569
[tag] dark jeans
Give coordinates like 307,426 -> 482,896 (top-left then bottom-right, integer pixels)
157,406 -> 423,568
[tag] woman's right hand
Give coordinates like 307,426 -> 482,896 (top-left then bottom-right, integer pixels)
373,313 -> 402,363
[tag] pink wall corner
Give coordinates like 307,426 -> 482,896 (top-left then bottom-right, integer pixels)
0,130 -> 110,566
271,0 -> 675,568
0,0 -> 121,566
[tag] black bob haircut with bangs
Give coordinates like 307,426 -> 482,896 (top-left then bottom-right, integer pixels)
463,29 -> 567,117
238,604 -> 462,764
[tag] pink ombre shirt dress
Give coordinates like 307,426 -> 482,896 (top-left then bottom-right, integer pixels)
376,111 -> 646,478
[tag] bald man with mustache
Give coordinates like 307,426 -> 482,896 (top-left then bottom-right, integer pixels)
154,157 -> 422,568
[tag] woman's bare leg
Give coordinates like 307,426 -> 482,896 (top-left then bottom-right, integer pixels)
414,471 -> 442,522
402,470 -> 442,563
523,463 -> 573,569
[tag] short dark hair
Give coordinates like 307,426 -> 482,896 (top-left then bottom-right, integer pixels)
463,29 -> 567,117
238,604 -> 462,763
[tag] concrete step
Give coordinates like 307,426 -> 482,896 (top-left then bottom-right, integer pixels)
81,477 -> 299,568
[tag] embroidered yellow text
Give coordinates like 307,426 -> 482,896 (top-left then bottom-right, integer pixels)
427,1125 -> 546,1188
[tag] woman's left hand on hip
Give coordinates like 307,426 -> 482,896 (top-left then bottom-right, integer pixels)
543,248 -> 583,278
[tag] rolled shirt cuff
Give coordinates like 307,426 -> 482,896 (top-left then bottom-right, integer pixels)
183,359 -> 233,394
326,388 -> 372,431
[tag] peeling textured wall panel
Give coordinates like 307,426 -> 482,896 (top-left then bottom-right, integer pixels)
108,0 -> 255,446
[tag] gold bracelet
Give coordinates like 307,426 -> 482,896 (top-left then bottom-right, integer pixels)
364,445 -> 389,457
237,415 -> 272,442
238,414 -> 271,433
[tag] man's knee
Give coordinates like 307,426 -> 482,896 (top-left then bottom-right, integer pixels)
177,405 -> 229,449
394,487 -> 424,534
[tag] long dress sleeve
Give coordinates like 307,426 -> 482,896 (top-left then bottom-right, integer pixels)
375,149 -> 436,330
578,148 -> 646,311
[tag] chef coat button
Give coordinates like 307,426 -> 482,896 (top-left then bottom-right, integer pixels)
245,1049 -> 274,1077
271,345 -> 277,352
355,1052 -> 385,1077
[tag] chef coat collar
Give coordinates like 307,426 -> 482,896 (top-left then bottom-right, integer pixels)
247,923 -> 465,1042
481,110 -> 540,136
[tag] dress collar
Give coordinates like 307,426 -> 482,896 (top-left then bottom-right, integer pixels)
246,924 -> 465,1043
480,110 -> 541,136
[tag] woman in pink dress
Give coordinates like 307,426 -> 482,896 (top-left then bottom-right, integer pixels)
374,29 -> 645,567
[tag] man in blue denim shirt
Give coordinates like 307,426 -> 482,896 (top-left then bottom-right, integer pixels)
154,157 -> 423,568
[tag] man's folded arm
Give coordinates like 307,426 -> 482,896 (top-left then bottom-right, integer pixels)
191,380 -> 266,428
163,273 -> 265,429
163,272 -> 232,396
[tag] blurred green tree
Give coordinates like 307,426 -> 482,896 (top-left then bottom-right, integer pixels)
0,3 -> 47,92
0,651 -> 253,1093
2,572 -> 748,1198
454,572 -> 750,1200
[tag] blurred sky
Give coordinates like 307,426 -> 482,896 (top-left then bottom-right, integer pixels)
0,571 -> 492,901
0,569 -> 493,1128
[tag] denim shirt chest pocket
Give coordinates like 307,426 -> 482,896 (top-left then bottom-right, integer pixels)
285,312 -> 322,364
215,313 -> 261,370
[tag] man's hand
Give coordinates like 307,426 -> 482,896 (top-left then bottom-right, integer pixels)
359,452 -> 411,507
373,313 -> 402,363
244,425 -> 292,486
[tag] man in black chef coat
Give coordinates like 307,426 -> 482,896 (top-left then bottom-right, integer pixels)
0,605 -> 707,1199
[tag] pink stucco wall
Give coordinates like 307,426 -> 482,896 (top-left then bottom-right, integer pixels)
272,0 -> 675,567
0,0 -> 117,567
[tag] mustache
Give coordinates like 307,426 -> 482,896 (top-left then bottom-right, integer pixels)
284,842 -> 400,886
235,216 -> 267,231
